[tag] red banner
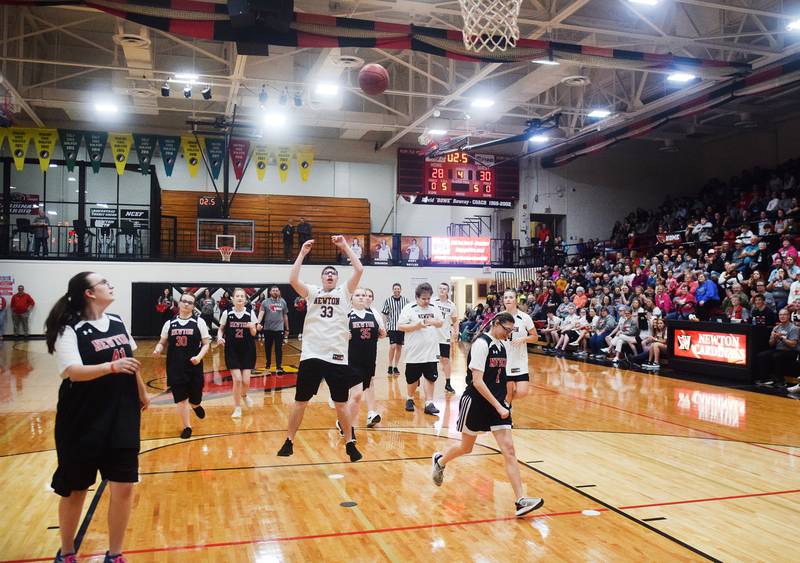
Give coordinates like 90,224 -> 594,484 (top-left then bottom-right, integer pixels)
673,329 -> 747,365
229,138 -> 250,180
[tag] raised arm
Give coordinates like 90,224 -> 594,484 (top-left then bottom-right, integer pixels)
290,240 -> 313,298
332,235 -> 364,295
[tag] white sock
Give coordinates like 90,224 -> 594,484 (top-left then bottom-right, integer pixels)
407,396 -> 414,401
426,400 -> 434,407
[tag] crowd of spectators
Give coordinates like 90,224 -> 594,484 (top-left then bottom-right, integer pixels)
467,157 -> 800,389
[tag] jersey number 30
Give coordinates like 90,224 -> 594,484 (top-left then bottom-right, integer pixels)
320,305 -> 334,318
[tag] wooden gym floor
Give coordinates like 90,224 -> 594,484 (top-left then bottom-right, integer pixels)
0,337 -> 798,562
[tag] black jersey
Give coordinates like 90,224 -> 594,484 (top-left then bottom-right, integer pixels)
348,309 -> 380,366
55,314 -> 139,456
166,317 -> 204,376
223,309 -> 256,349
465,333 -> 508,404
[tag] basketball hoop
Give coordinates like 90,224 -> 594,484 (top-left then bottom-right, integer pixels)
218,246 -> 233,262
458,0 -> 522,52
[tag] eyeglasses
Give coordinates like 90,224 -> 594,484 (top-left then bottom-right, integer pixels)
90,279 -> 110,288
500,324 -> 515,333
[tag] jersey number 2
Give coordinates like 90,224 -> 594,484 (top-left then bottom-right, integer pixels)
320,305 -> 334,318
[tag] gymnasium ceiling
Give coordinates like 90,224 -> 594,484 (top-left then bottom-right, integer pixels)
2,0 -> 800,156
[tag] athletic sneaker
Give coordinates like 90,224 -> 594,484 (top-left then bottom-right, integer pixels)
345,440 -> 362,462
231,406 -> 242,419
569,339 -> 582,346
243,395 -> 254,408
423,403 -> 440,415
405,398 -> 415,412
54,551 -> 78,563
277,438 -> 293,457
431,452 -> 445,486
388,366 -> 393,375
336,419 -> 344,437
103,553 -> 127,563
180,427 -> 192,439
600,347 -> 610,353
393,367 -> 401,375
366,413 -> 382,428
444,382 -> 456,394
276,368 -> 286,375
515,497 -> 544,517
192,405 -> 206,419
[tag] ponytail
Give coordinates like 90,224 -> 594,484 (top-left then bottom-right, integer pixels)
45,271 -> 94,353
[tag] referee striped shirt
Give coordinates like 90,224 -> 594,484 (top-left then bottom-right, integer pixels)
381,295 -> 409,331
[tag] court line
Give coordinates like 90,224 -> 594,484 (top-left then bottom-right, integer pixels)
8,486 -> 800,563
530,384 -> 800,459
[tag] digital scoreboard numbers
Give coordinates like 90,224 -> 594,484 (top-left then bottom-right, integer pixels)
197,194 -> 222,218
397,148 -> 518,208
425,152 -> 495,197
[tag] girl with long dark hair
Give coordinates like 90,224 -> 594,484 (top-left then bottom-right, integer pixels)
46,272 -> 148,563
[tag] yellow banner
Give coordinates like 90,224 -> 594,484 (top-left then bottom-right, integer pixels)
34,129 -> 59,171
253,144 -> 270,181
109,132 -> 133,175
0,128 -> 8,156
9,128 -> 32,171
295,144 -> 315,182
277,146 -> 292,183
181,135 -> 203,178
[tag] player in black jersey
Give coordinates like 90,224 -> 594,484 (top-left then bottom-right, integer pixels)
430,312 -> 544,518
336,288 -> 386,438
153,292 -> 210,439
217,288 -> 258,418
362,288 -> 386,427
45,272 -> 149,563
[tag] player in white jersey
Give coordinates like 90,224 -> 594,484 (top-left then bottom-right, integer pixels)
502,289 -> 538,405
433,282 -> 459,395
277,236 -> 364,462
398,283 -> 445,415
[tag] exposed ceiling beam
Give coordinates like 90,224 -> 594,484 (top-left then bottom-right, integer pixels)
0,71 -> 45,127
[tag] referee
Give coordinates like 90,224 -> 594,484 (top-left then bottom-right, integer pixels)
381,283 -> 409,376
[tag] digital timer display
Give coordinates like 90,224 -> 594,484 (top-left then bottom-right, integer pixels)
424,152 -> 495,197
197,194 -> 222,218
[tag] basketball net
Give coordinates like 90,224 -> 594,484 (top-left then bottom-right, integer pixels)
218,246 -> 233,262
458,0 -> 522,52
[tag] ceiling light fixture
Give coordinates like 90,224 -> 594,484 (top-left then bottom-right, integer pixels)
667,72 -> 696,83
95,103 -> 118,114
315,83 -> 339,96
264,112 -> 287,127
471,98 -> 494,108
588,109 -> 612,118
529,134 -> 549,143
258,85 -> 268,105
183,86 -> 192,99
279,88 -> 289,105
201,86 -> 212,100
294,92 -> 303,107
788,18 -> 800,31
174,73 -> 199,83
161,82 -> 170,97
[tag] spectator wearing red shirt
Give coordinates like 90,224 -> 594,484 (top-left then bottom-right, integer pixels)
11,285 -> 35,338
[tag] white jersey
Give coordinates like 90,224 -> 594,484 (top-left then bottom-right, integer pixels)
378,245 -> 391,260
407,244 -> 420,260
397,302 -> 445,364
433,298 -> 458,343
300,284 -> 352,365
506,310 -> 534,376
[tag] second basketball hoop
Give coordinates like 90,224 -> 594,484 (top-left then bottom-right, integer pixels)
458,0 -> 522,52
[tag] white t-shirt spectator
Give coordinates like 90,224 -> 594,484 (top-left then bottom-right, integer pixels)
397,302 -> 444,364
736,230 -> 755,245
789,280 -> 800,306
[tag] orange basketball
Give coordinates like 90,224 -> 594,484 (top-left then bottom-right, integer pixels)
358,63 -> 389,96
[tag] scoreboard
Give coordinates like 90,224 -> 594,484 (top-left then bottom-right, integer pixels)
398,148 -> 518,208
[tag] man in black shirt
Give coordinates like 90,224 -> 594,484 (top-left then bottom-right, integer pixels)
282,220 -> 295,261
750,295 -> 777,326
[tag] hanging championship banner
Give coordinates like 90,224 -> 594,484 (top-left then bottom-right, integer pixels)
0,128 -> 8,155
204,137 -> 226,180
277,146 -> 292,183
59,129 -> 83,172
34,129 -> 59,172
181,135 -> 202,178
229,138 -> 250,180
158,136 -> 181,177
133,133 -> 156,174
85,131 -> 108,173
295,144 -> 315,182
9,128 -> 32,171
253,143 -> 270,181
109,132 -> 133,175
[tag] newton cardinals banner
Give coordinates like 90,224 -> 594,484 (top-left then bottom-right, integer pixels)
253,144 -> 270,182
33,129 -> 58,172
277,146 -> 292,183
109,132 -> 133,175
9,128 -> 32,171
295,145 -> 314,182
204,137 -> 226,180
181,135 -> 202,178
59,129 -> 83,172
158,136 -> 180,177
85,131 -> 108,173
0,128 -> 7,155
133,133 -> 155,174
229,138 -> 250,181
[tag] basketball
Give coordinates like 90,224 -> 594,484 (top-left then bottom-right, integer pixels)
358,63 -> 389,96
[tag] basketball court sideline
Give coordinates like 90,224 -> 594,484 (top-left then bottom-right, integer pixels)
0,339 -> 797,561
